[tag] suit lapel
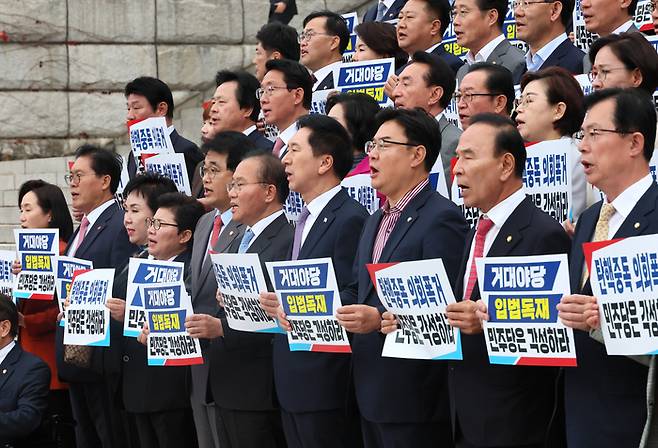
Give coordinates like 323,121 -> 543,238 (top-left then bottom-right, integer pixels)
488,40 -> 509,63
198,219 -> 243,292
0,345 -> 20,393
543,39 -> 569,68
248,213 -> 287,255
570,203 -> 600,293
299,190 -> 346,258
191,213 -> 214,287
614,183 -> 658,239
75,203 -> 117,257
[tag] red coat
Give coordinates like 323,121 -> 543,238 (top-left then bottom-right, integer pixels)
17,239 -> 68,390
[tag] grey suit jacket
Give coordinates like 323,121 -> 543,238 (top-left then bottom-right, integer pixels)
457,38 -> 526,84
582,24 -> 640,73
438,114 -> 461,187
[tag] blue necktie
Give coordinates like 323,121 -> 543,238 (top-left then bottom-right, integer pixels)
238,228 -> 255,254
376,1 -> 387,21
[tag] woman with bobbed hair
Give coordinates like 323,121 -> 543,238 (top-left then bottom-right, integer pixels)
353,21 -> 408,71
515,66 -> 589,223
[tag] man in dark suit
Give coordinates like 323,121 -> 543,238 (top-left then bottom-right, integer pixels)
336,108 -> 469,448
515,0 -> 584,74
210,71 -> 273,152
363,0 -> 407,22
58,144 -> 139,447
197,151 -> 292,448
558,89 -> 658,448
393,51 -> 461,186
182,132 -> 255,448
259,115 -> 368,448
300,11 -> 349,91
269,0 -> 297,25
454,0 -> 526,83
443,113 -> 570,448
254,22 -> 301,82
0,296 -> 50,446
125,76 -> 204,182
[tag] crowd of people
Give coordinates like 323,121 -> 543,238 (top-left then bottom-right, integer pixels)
2,0 -> 658,447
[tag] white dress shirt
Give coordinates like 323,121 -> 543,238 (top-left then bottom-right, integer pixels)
276,122 -> 299,159
611,20 -> 634,35
301,185 -> 342,246
242,125 -> 257,136
67,199 -> 116,257
466,34 -> 505,65
244,210 -> 285,251
525,33 -> 568,72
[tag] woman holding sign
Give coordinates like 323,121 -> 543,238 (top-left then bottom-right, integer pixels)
15,179 -> 74,443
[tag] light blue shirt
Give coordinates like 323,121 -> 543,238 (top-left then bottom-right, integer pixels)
525,33 -> 568,72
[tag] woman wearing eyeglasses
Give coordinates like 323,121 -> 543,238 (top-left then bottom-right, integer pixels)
515,67 -> 590,228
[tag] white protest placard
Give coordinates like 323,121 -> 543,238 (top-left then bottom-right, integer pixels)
144,153 -> 192,196
310,89 -> 333,115
341,11 -> 359,62
429,158 -> 450,199
284,191 -> 306,223
332,57 -> 395,107
123,258 -> 185,337
128,116 -> 174,172
589,234 -> 658,355
143,282 -> 203,366
450,181 -> 481,228
373,259 -> 462,360
341,174 -> 380,214
523,140 -> 574,223
476,254 -> 577,366
0,250 -> 15,298
55,256 -> 93,315
210,252 -> 281,333
266,258 -> 351,353
13,229 -> 58,301
63,268 -> 114,346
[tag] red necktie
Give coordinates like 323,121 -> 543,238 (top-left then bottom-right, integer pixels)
463,217 -> 494,300
272,138 -> 285,157
210,214 -> 222,249
74,216 -> 90,255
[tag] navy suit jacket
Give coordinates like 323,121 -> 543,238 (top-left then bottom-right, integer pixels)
0,344 -> 50,444
449,196 -> 570,447
315,72 -> 335,91
539,38 -> 585,75
55,202 -> 138,383
396,45 -> 465,76
273,189 -> 368,413
363,0 -> 407,22
564,182 -> 658,448
127,128 -> 204,183
341,183 -> 468,425
209,213 -> 294,411
247,128 -> 275,152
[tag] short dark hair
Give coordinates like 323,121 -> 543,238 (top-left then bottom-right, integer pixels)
156,193 -> 206,249
74,145 -> 122,194
557,0 -> 575,28
242,151 -> 290,204
589,32 -> 658,96
215,70 -> 262,122
122,173 -> 178,214
264,59 -> 314,110
201,131 -> 257,172
124,76 -> 174,119
303,11 -> 351,54
18,180 -> 74,242
411,51 -> 456,109
326,92 -> 381,155
296,114 -> 354,180
520,66 -> 584,137
256,22 -> 301,61
373,107 -> 442,172
0,294 -> 18,338
467,62 -> 516,115
469,113 -> 527,178
419,0 -> 453,35
354,22 -> 408,71
475,0 -> 508,29
584,88 -> 657,161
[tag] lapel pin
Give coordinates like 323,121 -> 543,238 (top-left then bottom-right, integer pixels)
407,217 -> 412,222
229,231 -> 234,236
2,369 -> 6,374
634,222 -> 641,229
323,217 -> 328,223
506,235 -> 512,243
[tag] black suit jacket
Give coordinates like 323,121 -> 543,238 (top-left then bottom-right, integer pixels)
55,202 -> 138,383
315,72 -> 335,91
127,128 -> 204,183
538,38 -> 585,75
247,128 -> 275,152
0,344 -> 50,445
449,196 -> 570,447
341,183 -> 468,425
273,189 -> 368,413
564,182 -> 658,448
363,0 -> 407,22
120,250 -> 193,414
209,212 -> 294,411
396,45 -> 465,76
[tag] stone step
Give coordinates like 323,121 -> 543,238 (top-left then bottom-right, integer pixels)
0,225 -> 17,248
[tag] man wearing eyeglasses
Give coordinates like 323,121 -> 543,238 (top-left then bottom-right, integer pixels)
209,151 -> 292,448
557,89 -> 658,448
456,62 -> 515,130
259,59 -> 313,159
336,108 -> 468,448
299,11 -> 349,91
514,0 -> 584,74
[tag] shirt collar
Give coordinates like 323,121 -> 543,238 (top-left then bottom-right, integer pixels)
466,34 -> 505,65
383,179 -> 429,213
167,125 -> 175,136
306,185 -> 342,219
612,20 -> 634,35
525,33 -> 567,72
484,187 -> 526,230
278,122 -> 299,145
0,340 -> 15,366
312,60 -> 342,90
214,208 -> 233,227
242,125 -> 256,136
609,174 -> 653,220
381,0 -> 396,8
247,209 -> 284,242
426,42 -> 443,54
84,199 -> 116,228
